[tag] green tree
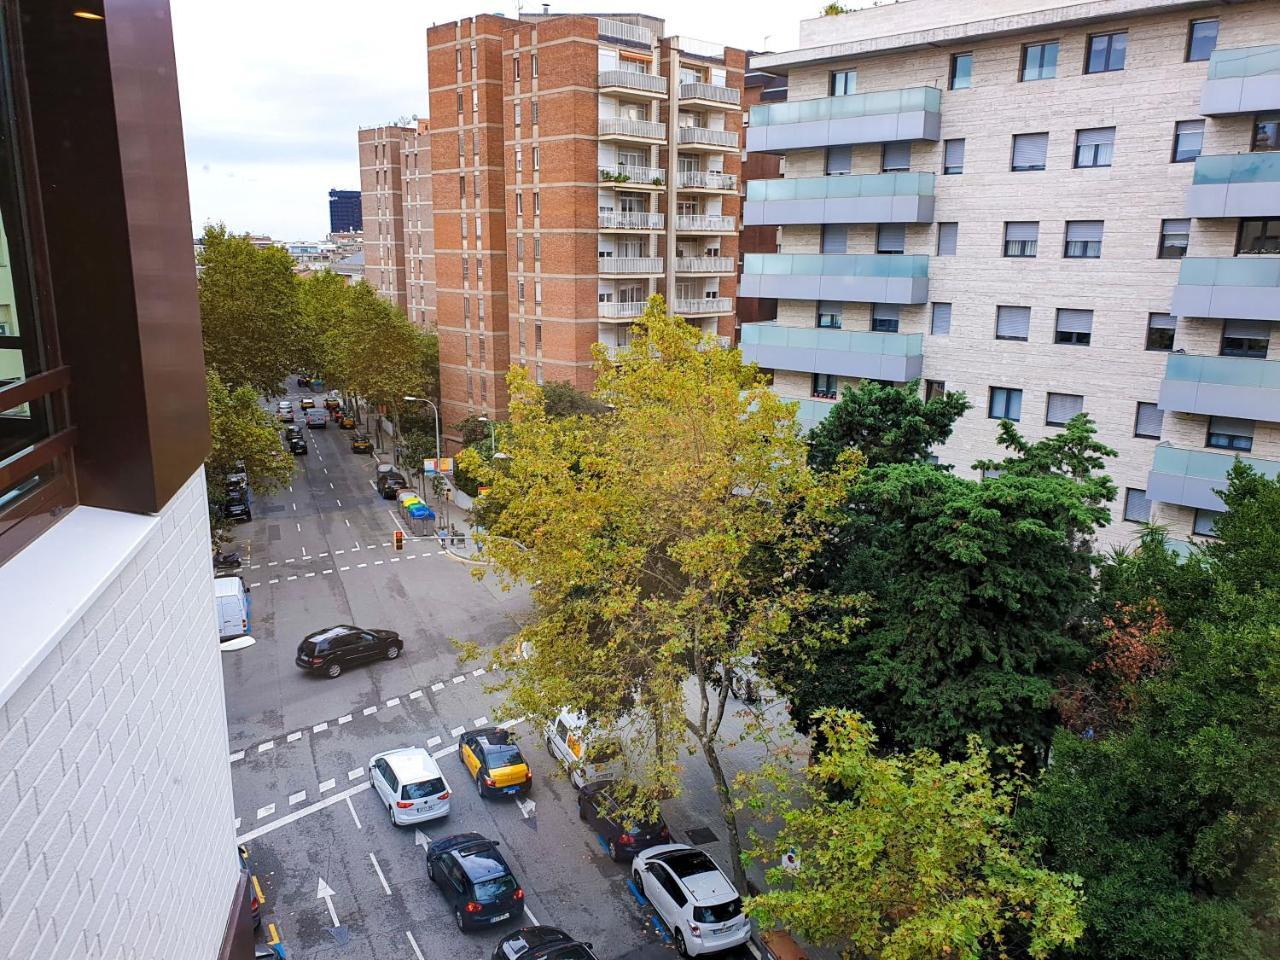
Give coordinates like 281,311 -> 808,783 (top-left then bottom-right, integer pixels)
198,224 -> 301,394
540,380 -> 610,418
205,368 -> 293,534
458,298 -> 862,889
744,710 -> 1083,960
807,379 -> 971,472
822,2 -> 850,14
295,269 -> 352,382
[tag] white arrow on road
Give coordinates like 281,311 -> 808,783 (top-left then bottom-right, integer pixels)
415,828 -> 432,850
516,797 -> 536,819
316,877 -> 340,927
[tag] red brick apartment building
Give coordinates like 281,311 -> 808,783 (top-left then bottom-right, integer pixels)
426,12 -> 746,445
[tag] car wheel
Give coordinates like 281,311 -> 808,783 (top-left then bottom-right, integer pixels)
455,909 -> 466,933
674,929 -> 690,958
608,840 -> 621,862
385,644 -> 401,660
632,869 -> 643,889
388,805 -> 397,827
426,859 -> 436,883
326,662 -> 342,679
475,773 -> 486,798
577,798 -> 587,821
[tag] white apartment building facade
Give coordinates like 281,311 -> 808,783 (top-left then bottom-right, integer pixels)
743,0 -> 1280,547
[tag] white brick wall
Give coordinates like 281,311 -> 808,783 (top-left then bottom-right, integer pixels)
0,470 -> 239,958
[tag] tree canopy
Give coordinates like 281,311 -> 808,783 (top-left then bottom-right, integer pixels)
205,368 -> 293,534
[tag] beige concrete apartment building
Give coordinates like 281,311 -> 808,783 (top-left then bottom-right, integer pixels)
357,120 -> 437,330
743,0 -> 1280,547
426,13 -> 745,444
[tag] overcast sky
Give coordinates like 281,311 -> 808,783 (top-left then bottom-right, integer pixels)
171,0 -> 816,242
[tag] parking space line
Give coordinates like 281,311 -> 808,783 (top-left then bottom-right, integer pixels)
348,767 -> 364,781
524,906 -> 540,926
319,778 -> 336,793
286,731 -> 302,742
237,782 -> 372,844
338,714 -> 352,725
426,736 -> 441,747
386,697 -> 401,707
409,690 -> 423,699
257,803 -> 276,820
289,790 -> 307,806
313,722 -> 328,733
363,706 -> 377,716
450,725 -> 465,737
407,932 -> 426,960
431,744 -> 459,760
431,682 -> 444,691
258,741 -> 274,753
369,853 -> 392,895
346,795 -> 363,829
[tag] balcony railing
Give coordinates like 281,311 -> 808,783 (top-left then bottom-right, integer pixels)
598,70 -> 667,96
747,171 -> 935,202
1159,352 -> 1280,421
598,211 -> 665,230
677,126 -> 738,148
1201,44 -> 1280,115
599,117 -> 667,140
1187,153 -> 1280,218
676,170 -> 738,190
1207,43 -> 1280,79
749,86 -> 941,127
599,164 -> 666,186
745,172 -> 936,225
746,87 -> 942,152
744,253 -> 928,279
1147,443 -> 1280,511
599,302 -> 648,319
1177,256 -> 1280,287
740,253 -> 930,305
675,214 -> 736,231
674,297 -> 733,315
598,257 -> 664,274
596,17 -> 654,47
739,321 -> 924,382
676,256 -> 735,273
679,82 -> 740,106
1192,153 -> 1280,184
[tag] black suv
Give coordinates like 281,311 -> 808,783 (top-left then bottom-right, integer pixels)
491,927 -> 598,960
223,484 -> 251,523
426,833 -> 524,931
295,625 -> 403,678
578,780 -> 670,861
377,467 -> 407,499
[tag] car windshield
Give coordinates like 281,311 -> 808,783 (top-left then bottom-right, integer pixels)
401,777 -> 446,800
663,849 -> 717,879
485,744 -> 525,767
473,874 -> 517,901
693,898 -> 742,924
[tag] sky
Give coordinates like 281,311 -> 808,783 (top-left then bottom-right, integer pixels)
171,0 -> 815,242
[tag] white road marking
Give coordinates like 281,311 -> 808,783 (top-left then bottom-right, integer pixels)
267,561 -> 278,567
427,736 -> 442,748
229,751 -> 245,763
386,697 -> 401,707
452,676 -> 465,684
472,668 -> 486,677
431,682 -> 445,692
323,468 -> 328,474
319,778 -> 336,793
524,906 -> 540,926
257,803 -> 276,820
286,731 -> 303,743
285,558 -> 296,563
390,557 -> 400,563
289,485 -> 293,492
382,542 -> 391,547
305,572 -> 316,578
323,569 -> 333,575
250,564 -> 261,570
346,795 -> 363,829
357,563 -> 368,568
432,744 -> 459,759
340,566 -> 350,571
334,549 -> 344,555
363,706 -> 377,716
407,931 -> 426,960
234,817 -> 241,829
289,790 -> 307,806
348,767 -> 365,781
345,518 -> 351,527
407,554 -> 417,560
250,582 -> 261,588
320,551 -> 329,557
374,560 -> 384,566
338,714 -> 352,725
258,741 -> 274,753
437,551 -> 446,556
330,482 -> 335,489
368,544 -> 378,549
352,544 -> 361,551
409,690 -> 423,699
369,852 -> 392,895
296,522 -> 301,531
474,717 -> 489,726
450,725 -> 465,737
269,579 -> 279,584
287,575 -> 298,581
292,503 -> 297,511
313,722 -> 328,733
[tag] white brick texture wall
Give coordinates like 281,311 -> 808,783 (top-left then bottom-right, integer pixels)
0,470 -> 239,958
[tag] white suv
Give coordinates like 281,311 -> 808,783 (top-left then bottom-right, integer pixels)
369,747 -> 451,826
632,844 -> 751,957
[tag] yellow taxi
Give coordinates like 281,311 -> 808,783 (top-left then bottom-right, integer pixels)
458,727 -> 532,798
299,397 -> 316,410
339,414 -> 356,429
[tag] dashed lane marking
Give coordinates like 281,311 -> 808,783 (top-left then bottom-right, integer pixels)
287,575 -> 298,581
452,676 -> 465,684
323,569 -> 334,575
390,558 -> 400,563
257,803 -> 276,820
339,566 -> 350,571
250,582 -> 261,588
230,751 -> 245,763
450,725 -> 465,737
319,778 -> 336,793
313,722 -> 328,733
374,560 -> 384,566
427,736 -> 441,748
409,690 -> 423,699
357,563 -> 368,569
474,717 -> 489,726
305,572 -> 316,578
335,549 -> 345,555
431,682 -> 445,692
348,767 -> 365,781
267,561 -> 278,567
286,731 -> 302,743
258,741 -> 274,753
370,853 -> 392,896
269,579 -> 279,585
363,706 -> 377,716
289,790 -> 307,806
472,668 -> 486,677
386,697 -> 401,707
338,714 -> 352,725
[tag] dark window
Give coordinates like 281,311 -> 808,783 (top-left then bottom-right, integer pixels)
821,224 -> 848,254
1207,416 -> 1253,452
995,305 -> 1031,341
1123,488 -> 1151,523
943,139 -> 965,175
1074,127 -> 1114,168
949,53 -> 973,90
871,304 -> 900,333
1186,18 -> 1219,62
937,222 -> 957,256
816,301 -> 842,329
1064,220 -> 1104,258
402,777 -> 447,800
876,223 -> 906,254
693,899 -> 743,924
812,373 -> 838,400
825,145 -> 852,176
1003,221 -> 1039,258
1146,313 -> 1176,351
1011,132 -> 1048,171
1193,508 -> 1223,537
1054,309 -> 1093,345
1221,320 -> 1270,358
830,70 -> 856,96
930,302 -> 952,335
989,387 -> 1022,421
1172,120 -> 1205,163
1238,218 -> 1280,255
925,379 -> 946,402
1158,219 -> 1190,259
1255,113 -> 1280,152
1045,392 -> 1084,426
881,141 -> 911,172
474,874 -> 518,902
1086,31 -> 1127,73
1021,41 -> 1059,81
1134,402 -> 1164,439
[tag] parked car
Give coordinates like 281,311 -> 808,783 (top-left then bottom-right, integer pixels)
545,709 -> 623,789
370,747 -> 452,826
577,780 -> 670,862
238,844 -> 261,931
492,927 -> 598,960
283,425 -> 303,441
631,846 -> 750,957
223,487 -> 251,523
305,408 -> 327,428
276,400 -> 294,423
324,395 -> 342,413
288,435 -> 307,455
351,433 -> 372,454
459,727 -> 532,798
215,576 -> 251,640
294,624 -> 403,679
339,413 -> 356,429
425,833 -> 524,931
377,468 -> 407,499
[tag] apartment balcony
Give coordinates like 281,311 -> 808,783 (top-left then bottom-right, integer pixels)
1146,443 -> 1280,512
744,172 -> 935,226
745,87 -> 942,153
1200,44 -> 1280,116
674,296 -> 733,317
598,164 -> 666,189
598,256 -> 664,275
598,69 -> 667,101
1170,256 -> 1280,321
599,302 -> 648,321
740,253 -> 929,305
676,256 -> 735,274
1158,352 -> 1280,422
675,214 -> 737,233
676,126 -> 739,151
599,117 -> 667,144
676,170 -> 738,192
1186,153 -> 1280,218
596,17 -> 654,47
679,81 -> 741,108
740,321 -> 924,382
598,211 -> 665,231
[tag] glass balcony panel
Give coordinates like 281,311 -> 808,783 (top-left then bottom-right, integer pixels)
1177,256 -> 1280,286
1192,152 -> 1280,185
748,87 -> 941,127
1207,44 -> 1280,79
1165,353 -> 1280,389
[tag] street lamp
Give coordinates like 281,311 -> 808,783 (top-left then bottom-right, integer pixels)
403,395 -> 441,501
477,415 -> 497,456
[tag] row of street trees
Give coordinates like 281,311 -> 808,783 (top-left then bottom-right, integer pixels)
461,297 -> 1278,960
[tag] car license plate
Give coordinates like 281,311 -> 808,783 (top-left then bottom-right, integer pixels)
503,786 -> 520,795
491,913 -> 510,923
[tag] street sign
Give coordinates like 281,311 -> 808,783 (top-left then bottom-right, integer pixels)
423,457 -> 456,476
439,457 -> 454,474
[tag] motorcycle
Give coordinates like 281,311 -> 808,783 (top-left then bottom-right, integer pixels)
213,549 -> 242,570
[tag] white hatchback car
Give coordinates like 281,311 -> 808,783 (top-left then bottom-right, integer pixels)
369,747 -> 452,826
632,844 -> 751,957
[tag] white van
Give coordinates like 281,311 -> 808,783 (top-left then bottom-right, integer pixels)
545,708 -> 623,789
215,576 -> 251,640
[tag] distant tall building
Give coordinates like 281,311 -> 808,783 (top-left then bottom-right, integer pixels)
357,120 -> 436,330
328,188 -> 362,233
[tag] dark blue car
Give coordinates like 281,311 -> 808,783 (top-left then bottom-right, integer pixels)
426,833 -> 525,931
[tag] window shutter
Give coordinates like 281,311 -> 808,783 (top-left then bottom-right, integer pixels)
1005,221 -> 1039,241
1224,319 -> 1270,339
1012,132 -> 1049,168
825,146 -> 852,175
996,305 -> 1031,339
1046,392 -> 1084,424
1164,218 -> 1191,235
877,224 -> 906,250
1149,312 -> 1177,330
1209,416 -> 1255,437
1135,401 -> 1163,438
1124,488 -> 1151,523
944,138 -> 965,168
1056,308 -> 1094,333
937,222 -> 957,255
1076,127 -> 1114,147
882,141 -> 911,169
931,302 -> 952,335
821,225 -> 848,254
818,300 -> 843,319
1065,221 -> 1104,243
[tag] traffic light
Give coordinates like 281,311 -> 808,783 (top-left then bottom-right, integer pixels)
394,530 -> 404,551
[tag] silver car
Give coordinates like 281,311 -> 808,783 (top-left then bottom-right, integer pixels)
369,747 -> 452,826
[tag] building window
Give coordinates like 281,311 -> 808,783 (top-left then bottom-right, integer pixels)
881,142 -> 911,172
531,53 -> 538,77
457,91 -> 464,114
1221,319 -> 1270,358
1054,308 -> 1093,345
1123,488 -> 1151,523
515,146 -> 522,172
1045,392 -> 1084,426
937,222 -> 957,256
830,69 -> 856,96
470,42 -> 477,67
1003,221 -> 1039,258
514,103 -> 522,127
876,223 -> 906,254
1074,127 -> 1114,168
1159,219 -> 1190,259
515,193 -> 523,215
995,305 -> 1031,341
1172,120 -> 1205,163
949,52 -> 973,90
813,373 -> 839,400
931,302 -> 952,336
1021,41 -> 1059,81
1011,132 -> 1049,171
1064,220 -> 1104,258
925,380 -> 946,402
989,386 -> 1023,421
534,281 -> 543,303
821,224 -> 848,254
1186,18 -> 1219,62
1193,508 -> 1223,537
1255,113 -> 1280,151
517,280 -> 525,300
816,300 -> 842,328
1134,401 -> 1164,439
532,146 -> 540,171
825,145 -> 852,176
871,304 -> 900,333
513,54 -> 521,80
1238,218 -> 1280,255
943,138 -> 965,174
533,192 -> 540,215
1086,31 -> 1127,73
1207,416 -> 1254,452
532,99 -> 539,125
1146,313 -> 1176,351
457,48 -> 463,72
534,236 -> 541,260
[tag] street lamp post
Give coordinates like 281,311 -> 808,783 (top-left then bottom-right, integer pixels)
403,394 -> 441,504
477,415 -> 497,456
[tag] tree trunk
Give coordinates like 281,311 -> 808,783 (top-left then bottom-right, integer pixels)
697,734 -> 749,893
